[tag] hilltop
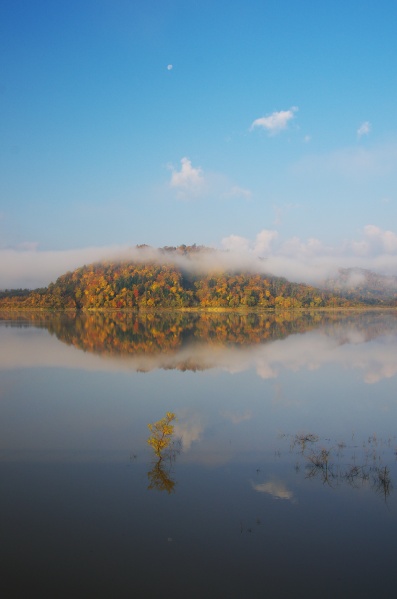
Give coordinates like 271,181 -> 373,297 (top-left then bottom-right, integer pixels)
0,244 -> 361,310
1,246 -> 396,311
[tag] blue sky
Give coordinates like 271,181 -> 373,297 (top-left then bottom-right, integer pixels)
1,0 -> 397,287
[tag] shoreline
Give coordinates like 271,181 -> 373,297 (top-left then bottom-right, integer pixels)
0,306 -> 396,314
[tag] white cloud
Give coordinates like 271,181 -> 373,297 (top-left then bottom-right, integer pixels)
357,121 -> 371,138
169,157 -> 204,198
362,225 -> 397,253
221,234 -> 251,253
221,225 -> 397,284
167,64 -> 173,70
225,186 -> 252,200
250,107 -> 298,135
254,229 -> 278,254
168,157 -> 251,201
351,225 -> 392,256
222,229 -> 278,256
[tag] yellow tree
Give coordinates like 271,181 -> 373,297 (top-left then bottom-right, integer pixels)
147,412 -> 177,458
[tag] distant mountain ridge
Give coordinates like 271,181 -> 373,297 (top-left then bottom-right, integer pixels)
324,268 -> 397,304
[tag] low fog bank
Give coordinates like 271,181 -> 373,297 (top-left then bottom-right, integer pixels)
2,225 -> 397,290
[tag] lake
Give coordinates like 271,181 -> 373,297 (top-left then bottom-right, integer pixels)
1,310 -> 397,598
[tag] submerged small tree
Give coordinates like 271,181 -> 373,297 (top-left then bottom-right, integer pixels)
147,412 -> 177,458
147,412 -> 179,494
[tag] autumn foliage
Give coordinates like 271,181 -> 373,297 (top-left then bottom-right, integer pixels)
0,248 -> 355,310
147,412 -> 177,458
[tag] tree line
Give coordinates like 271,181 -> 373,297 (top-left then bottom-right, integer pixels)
0,259 -> 356,310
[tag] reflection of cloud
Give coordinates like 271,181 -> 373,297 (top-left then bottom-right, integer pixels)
255,362 -> 278,379
249,330 -> 397,385
221,410 -> 252,424
252,479 -> 294,500
364,363 -> 397,384
174,413 -> 203,451
271,382 -> 298,408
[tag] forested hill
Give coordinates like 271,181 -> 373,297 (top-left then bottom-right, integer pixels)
0,257 -> 359,310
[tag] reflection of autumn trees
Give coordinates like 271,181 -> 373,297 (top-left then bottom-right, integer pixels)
0,256 -> 358,310
0,311 -> 338,358
48,312 -> 196,356
193,311 -> 325,346
2,311 -> 397,365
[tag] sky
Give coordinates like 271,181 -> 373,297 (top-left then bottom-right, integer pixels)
1,0 -> 397,288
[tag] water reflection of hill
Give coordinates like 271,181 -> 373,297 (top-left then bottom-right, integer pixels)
1,310 -> 397,368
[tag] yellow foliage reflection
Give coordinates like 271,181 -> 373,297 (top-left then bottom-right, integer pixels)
147,460 -> 176,494
0,310 -> 349,360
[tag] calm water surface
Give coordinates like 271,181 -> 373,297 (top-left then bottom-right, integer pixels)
1,310 -> 397,598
